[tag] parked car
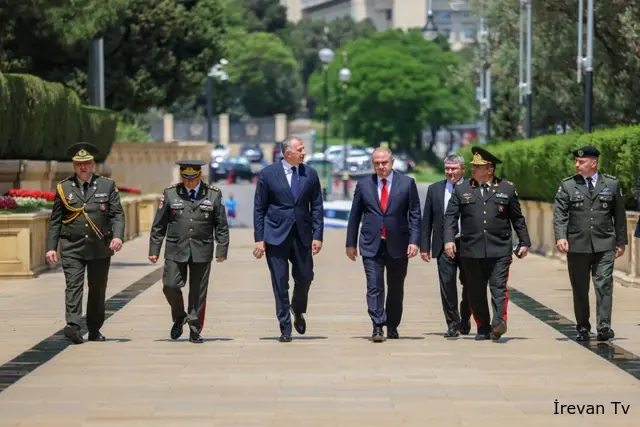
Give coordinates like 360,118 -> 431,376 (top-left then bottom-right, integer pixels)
210,144 -> 230,162
209,156 -> 255,183
240,143 -> 264,163
323,200 -> 352,229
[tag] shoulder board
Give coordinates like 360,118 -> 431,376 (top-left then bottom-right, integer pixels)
602,173 -> 618,180
562,175 -> 574,182
206,184 -> 220,192
504,180 -> 513,186
97,175 -> 113,181
167,183 -> 179,189
58,176 -> 73,184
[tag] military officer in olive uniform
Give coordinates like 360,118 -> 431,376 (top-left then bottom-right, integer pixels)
148,160 -> 229,344
553,146 -> 627,342
444,147 -> 531,341
46,142 -> 126,344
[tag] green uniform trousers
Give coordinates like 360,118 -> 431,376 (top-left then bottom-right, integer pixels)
566,250 -> 615,332
61,256 -> 111,332
162,259 -> 211,334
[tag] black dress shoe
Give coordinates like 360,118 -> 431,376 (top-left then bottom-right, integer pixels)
279,334 -> 292,342
444,327 -> 460,338
475,332 -> 491,341
576,327 -> 590,342
490,321 -> 507,341
387,328 -> 399,339
371,326 -> 384,343
189,331 -> 204,344
170,317 -> 186,340
88,331 -> 106,342
596,328 -> 615,342
460,319 -> 471,335
291,308 -> 306,335
64,325 -> 84,344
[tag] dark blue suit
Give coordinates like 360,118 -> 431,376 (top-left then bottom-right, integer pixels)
254,161 -> 324,335
346,172 -> 421,329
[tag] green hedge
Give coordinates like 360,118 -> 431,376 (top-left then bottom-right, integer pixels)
0,72 -> 118,162
457,125 -> 640,209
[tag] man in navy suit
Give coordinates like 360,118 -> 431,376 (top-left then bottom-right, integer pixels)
346,147 -> 421,342
253,136 -> 324,342
420,154 -> 470,338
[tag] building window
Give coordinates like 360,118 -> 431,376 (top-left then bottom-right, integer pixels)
442,28 -> 451,39
386,9 -> 392,21
464,28 -> 475,39
436,11 -> 451,20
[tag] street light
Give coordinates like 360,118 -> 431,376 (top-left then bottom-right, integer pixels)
577,0 -> 594,133
518,0 -> 533,138
318,35 -> 334,201
207,59 -> 229,144
422,3 -> 438,41
339,61 -> 351,200
478,18 -> 491,142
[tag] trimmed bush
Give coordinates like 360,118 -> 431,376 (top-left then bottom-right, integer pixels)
0,71 -> 118,162
457,126 -> 640,209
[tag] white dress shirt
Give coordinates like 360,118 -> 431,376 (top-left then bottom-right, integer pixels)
281,159 -> 297,187
445,178 -> 462,236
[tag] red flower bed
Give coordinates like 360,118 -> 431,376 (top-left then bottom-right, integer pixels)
0,196 -> 18,210
6,189 -> 56,201
116,186 -> 142,194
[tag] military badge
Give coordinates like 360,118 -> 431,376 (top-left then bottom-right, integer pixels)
100,204 -> 106,211
68,193 -> 73,202
498,205 -> 504,213
204,213 -> 209,219
603,203 -> 608,208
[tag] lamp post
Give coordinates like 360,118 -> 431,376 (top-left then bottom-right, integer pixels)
88,38 -> 105,107
339,56 -> 351,200
319,38 -> 335,201
207,59 -> 229,144
518,0 -> 533,138
577,0 -> 594,133
478,18 -> 491,142
422,0 -> 438,41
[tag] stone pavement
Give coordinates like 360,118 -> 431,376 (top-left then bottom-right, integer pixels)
0,230 -> 640,426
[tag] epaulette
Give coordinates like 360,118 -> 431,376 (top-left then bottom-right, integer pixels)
58,176 -> 72,184
97,175 -> 113,181
504,180 -> 513,186
167,183 -> 179,189
562,175 -> 574,182
205,183 -> 220,192
602,173 -> 618,180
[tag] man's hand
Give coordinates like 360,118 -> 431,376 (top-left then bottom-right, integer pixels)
109,237 -> 123,252
444,242 -> 456,259
556,238 -> 569,254
407,244 -> 419,258
312,240 -> 323,255
615,245 -> 626,258
148,255 -> 158,264
517,246 -> 528,259
215,257 -> 226,263
45,250 -> 58,265
253,241 -> 266,259
420,252 -> 431,262
346,247 -> 358,261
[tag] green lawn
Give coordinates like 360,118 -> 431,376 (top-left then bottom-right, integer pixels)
411,166 -> 445,183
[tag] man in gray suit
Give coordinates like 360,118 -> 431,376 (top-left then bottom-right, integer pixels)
553,146 -> 627,342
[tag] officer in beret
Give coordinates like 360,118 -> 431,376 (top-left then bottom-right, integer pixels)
148,160 -> 229,343
553,146 -> 627,342
443,146 -> 531,341
45,142 -> 126,344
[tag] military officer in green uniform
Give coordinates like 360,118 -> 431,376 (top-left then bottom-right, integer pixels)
148,160 -> 230,344
444,147 -> 531,341
553,146 -> 627,342
45,142 -> 126,344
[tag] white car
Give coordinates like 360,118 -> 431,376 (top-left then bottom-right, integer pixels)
211,144 -> 230,162
323,200 -> 352,229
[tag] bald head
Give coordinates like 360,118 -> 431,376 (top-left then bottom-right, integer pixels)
371,147 -> 394,178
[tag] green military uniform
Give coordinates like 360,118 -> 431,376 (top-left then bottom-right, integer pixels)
553,146 -> 627,342
444,146 -> 531,340
46,142 -> 125,344
149,160 -> 229,343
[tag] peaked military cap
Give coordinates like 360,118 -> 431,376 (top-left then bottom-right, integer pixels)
177,159 -> 206,179
470,146 -> 501,165
573,146 -> 600,158
67,142 -> 99,162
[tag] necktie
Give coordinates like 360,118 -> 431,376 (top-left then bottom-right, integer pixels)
380,178 -> 388,238
586,177 -> 594,194
481,183 -> 489,198
82,182 -> 89,196
290,166 -> 299,198
189,189 -> 196,200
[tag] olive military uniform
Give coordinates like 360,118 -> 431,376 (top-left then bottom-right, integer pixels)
149,161 -> 229,342
444,147 -> 531,340
553,146 -> 627,341
46,143 -> 125,343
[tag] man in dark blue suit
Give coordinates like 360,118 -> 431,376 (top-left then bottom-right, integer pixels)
346,147 -> 421,342
420,154 -> 470,338
253,136 -> 324,342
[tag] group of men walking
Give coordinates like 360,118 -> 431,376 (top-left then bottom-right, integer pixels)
44,139 -> 630,346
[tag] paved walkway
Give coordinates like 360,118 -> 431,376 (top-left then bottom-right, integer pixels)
0,230 -> 639,426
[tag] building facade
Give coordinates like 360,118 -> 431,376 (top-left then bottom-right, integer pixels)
282,0 -> 476,50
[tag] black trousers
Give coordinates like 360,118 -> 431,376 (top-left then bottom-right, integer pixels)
266,228 -> 314,335
362,240 -> 409,329
436,238 -> 470,329
162,258 -> 212,334
61,256 -> 111,333
460,256 -> 511,334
